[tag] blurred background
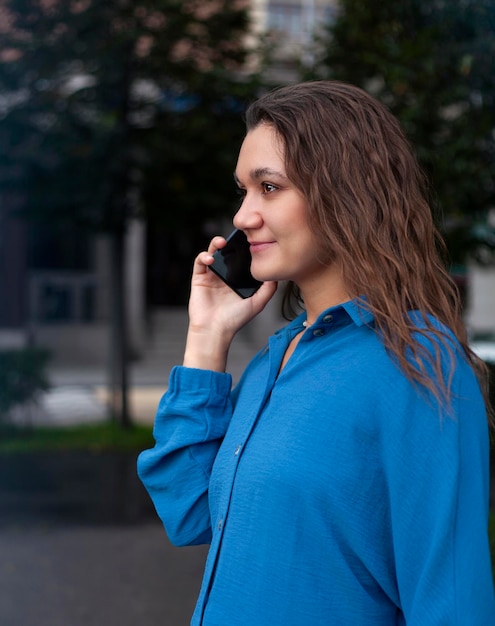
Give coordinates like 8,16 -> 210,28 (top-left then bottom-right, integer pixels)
0,1 -> 494,624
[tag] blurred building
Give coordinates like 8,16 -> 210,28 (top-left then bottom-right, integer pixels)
249,0 -> 337,81
0,203 -> 146,366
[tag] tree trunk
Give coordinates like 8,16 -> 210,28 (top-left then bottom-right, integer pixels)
108,229 -> 132,428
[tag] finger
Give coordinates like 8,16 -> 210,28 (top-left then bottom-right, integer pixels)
207,236 -> 227,255
192,250 -> 215,275
252,281 -> 278,306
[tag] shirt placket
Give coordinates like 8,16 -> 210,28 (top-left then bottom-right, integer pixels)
194,332 -> 289,624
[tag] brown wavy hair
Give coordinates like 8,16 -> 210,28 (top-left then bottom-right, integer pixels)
245,80 -> 491,419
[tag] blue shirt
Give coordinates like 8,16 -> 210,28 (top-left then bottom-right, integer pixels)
137,300 -> 495,625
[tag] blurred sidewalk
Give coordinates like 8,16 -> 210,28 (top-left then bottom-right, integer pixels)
22,305 -> 282,427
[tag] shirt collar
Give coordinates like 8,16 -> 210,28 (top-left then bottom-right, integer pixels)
341,298 -> 375,327
285,297 -> 375,332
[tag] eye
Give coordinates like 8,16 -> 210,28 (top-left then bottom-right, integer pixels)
261,182 -> 278,194
235,186 -> 246,199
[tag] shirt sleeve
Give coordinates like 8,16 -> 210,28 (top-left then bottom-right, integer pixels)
381,351 -> 495,624
137,366 -> 233,547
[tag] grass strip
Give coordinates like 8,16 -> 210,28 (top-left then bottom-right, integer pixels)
0,421 -> 154,454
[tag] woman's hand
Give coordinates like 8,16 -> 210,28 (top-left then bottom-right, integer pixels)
183,236 -> 277,372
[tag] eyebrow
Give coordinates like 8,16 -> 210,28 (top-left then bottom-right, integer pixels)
233,167 -> 288,185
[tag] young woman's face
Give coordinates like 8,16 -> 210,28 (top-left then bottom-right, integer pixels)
233,124 -> 331,290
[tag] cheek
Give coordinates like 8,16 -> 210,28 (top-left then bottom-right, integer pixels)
295,226 -> 330,266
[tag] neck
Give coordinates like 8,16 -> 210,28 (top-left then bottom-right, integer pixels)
298,275 -> 350,327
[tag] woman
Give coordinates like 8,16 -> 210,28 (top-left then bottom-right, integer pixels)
138,81 -> 495,625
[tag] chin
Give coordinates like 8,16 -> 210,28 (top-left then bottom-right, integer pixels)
250,262 -> 285,284
253,273 -> 287,284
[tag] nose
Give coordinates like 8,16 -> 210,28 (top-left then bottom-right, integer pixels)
233,194 -> 263,231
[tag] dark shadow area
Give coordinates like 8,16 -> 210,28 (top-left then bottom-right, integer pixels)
0,451 -> 156,527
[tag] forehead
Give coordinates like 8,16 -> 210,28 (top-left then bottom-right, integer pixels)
237,124 -> 285,166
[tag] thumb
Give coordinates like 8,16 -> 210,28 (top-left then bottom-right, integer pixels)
251,281 -> 278,310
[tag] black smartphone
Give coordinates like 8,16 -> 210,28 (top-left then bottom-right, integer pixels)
209,229 -> 263,299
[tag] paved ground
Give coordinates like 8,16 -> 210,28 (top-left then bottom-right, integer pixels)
0,524 -> 208,626
0,449 -> 209,626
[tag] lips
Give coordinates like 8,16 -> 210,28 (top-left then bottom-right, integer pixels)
249,241 -> 275,253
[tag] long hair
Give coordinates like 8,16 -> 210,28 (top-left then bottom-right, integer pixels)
245,80 -> 491,418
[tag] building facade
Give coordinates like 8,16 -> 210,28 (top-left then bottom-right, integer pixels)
250,0 -> 337,81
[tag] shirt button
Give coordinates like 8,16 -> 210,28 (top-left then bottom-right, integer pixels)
217,519 -> 223,531
323,314 -> 333,323
234,444 -> 242,456
313,328 -> 325,337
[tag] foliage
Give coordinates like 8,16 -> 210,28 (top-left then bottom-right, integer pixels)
0,420 -> 153,453
0,0 -> 259,233
0,348 -> 51,416
309,0 -> 495,264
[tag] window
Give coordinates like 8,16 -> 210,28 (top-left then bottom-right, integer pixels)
267,2 -> 303,37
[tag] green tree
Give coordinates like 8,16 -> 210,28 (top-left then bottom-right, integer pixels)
0,0 -> 259,426
309,0 -> 495,264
